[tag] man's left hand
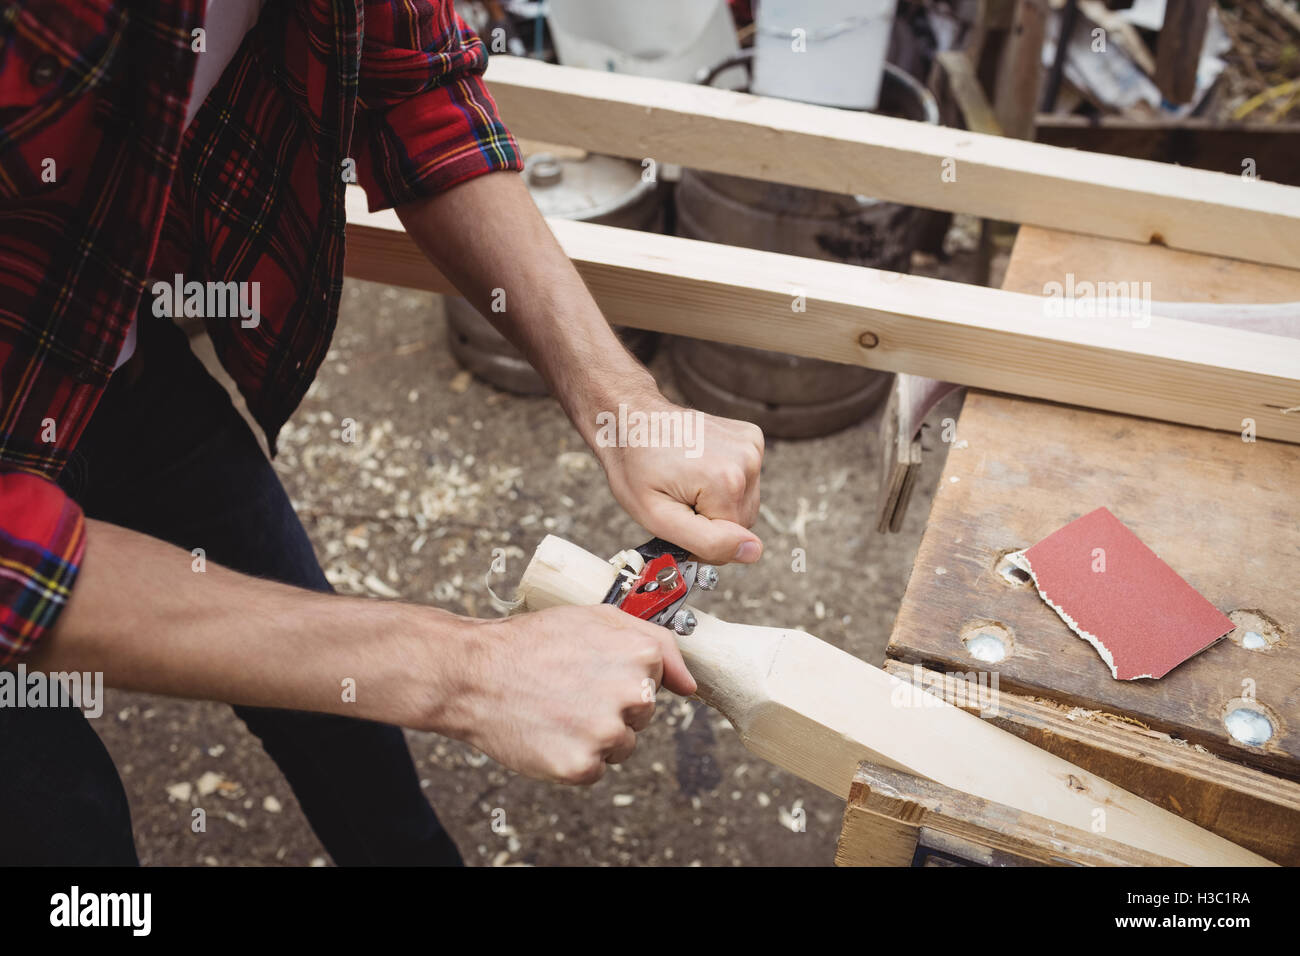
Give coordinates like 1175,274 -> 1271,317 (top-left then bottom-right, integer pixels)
595,393 -> 764,565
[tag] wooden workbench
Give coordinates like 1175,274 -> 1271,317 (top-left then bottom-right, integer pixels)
876,226 -> 1300,865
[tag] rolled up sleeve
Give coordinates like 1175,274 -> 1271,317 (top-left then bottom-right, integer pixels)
0,471 -> 86,665
355,0 -> 523,211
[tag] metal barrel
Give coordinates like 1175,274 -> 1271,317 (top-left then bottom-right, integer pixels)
671,61 -> 939,439
446,152 -> 664,395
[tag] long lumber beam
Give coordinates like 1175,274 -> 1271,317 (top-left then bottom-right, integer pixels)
516,535 -> 1273,866
483,57 -> 1300,269
345,189 -> 1300,444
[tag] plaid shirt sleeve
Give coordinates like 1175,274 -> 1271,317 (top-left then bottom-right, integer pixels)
0,472 -> 87,665
353,0 -> 522,212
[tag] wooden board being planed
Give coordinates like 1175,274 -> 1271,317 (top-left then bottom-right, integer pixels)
483,56 -> 1300,269
345,188 -> 1300,444
516,535 -> 1273,866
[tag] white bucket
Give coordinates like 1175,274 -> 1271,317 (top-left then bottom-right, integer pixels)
547,0 -> 742,86
752,0 -> 899,109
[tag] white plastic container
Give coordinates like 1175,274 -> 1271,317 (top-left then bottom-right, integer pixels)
547,0 -> 741,85
752,0 -> 899,109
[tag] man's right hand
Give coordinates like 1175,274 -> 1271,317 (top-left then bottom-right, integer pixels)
443,605 -> 697,785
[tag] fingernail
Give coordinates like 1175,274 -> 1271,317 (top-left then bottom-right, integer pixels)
733,540 -> 761,562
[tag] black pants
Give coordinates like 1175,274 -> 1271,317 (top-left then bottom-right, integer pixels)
0,314 -> 462,866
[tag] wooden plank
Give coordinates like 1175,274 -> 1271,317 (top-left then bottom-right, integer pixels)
345,190 -> 1300,444
1035,116 -> 1300,186
884,661 -> 1300,865
992,0 -> 1048,139
933,51 -> 1003,136
971,0 -> 1022,93
1265,0 -> 1300,36
1079,0 -> 1158,77
1003,224 -> 1300,306
874,377 -> 918,535
482,56 -> 1300,268
887,226 -> 1300,780
516,534 -> 1272,866
838,761 -> 1182,866
875,376 -> 962,534
835,795 -> 920,867
1156,0 -> 1214,106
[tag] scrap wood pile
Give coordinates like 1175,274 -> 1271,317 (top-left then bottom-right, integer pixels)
1038,0 -> 1300,119
899,0 -> 1299,120
1219,0 -> 1300,121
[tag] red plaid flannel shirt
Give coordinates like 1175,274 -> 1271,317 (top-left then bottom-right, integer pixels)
0,0 -> 521,663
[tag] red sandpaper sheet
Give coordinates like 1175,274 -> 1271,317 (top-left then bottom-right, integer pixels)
1014,507 -> 1234,681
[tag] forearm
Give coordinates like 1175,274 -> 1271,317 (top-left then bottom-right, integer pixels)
34,519 -> 478,730
394,170 -> 764,567
32,520 -> 698,787
395,171 -> 659,446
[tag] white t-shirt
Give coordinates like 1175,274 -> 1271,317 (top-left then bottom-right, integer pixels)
114,0 -> 265,370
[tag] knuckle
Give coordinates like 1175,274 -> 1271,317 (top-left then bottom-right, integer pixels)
557,752 -> 604,786
719,464 -> 748,496
631,636 -> 662,666
627,698 -> 656,724
599,722 -> 630,749
596,605 -> 633,630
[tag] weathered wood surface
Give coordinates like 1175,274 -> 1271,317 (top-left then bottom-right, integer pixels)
887,226 -> 1300,782
884,662 -> 1300,865
1155,0 -> 1214,105
992,0 -> 1048,139
836,760 -> 1183,867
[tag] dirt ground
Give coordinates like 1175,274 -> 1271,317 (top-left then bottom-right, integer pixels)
89,231 -> 995,867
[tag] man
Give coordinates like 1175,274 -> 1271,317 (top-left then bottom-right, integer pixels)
0,1 -> 763,865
